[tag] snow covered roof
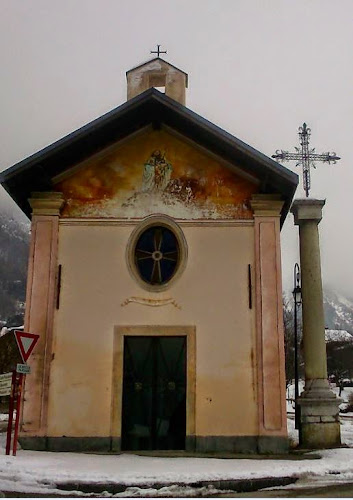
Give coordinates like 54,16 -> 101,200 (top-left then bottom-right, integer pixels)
0,325 -> 24,338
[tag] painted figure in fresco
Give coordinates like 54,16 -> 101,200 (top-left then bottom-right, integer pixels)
142,150 -> 172,192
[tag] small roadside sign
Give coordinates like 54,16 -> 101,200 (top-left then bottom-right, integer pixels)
0,372 -> 12,396
14,330 -> 39,363
8,331 -> 39,457
16,364 -> 31,375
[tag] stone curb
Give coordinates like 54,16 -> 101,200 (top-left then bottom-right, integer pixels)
54,476 -> 298,495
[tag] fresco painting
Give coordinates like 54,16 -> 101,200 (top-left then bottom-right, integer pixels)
55,129 -> 258,219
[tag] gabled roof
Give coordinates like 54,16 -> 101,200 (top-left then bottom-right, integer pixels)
0,88 -> 298,224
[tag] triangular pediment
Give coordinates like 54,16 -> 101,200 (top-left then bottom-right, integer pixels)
0,89 -> 298,223
54,128 -> 259,220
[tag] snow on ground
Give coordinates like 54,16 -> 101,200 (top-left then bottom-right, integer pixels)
286,382 -> 353,414
1,420 -> 353,496
115,485 -> 234,497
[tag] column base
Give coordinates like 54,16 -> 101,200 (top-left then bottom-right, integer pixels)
299,379 -> 341,449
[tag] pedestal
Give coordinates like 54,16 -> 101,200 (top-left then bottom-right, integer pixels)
299,380 -> 341,448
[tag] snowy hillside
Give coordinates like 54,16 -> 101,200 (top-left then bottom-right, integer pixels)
324,289 -> 353,334
0,202 -> 29,326
325,329 -> 353,343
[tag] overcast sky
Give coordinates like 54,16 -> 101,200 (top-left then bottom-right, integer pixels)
1,0 -> 352,297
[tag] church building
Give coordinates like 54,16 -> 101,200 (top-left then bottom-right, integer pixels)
0,57 -> 298,453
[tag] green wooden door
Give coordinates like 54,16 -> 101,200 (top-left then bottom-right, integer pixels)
121,336 -> 186,450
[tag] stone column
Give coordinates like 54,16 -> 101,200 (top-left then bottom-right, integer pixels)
20,192 -> 64,445
291,199 -> 341,448
250,194 -> 288,453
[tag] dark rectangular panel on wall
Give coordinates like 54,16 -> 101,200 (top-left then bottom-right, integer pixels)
121,336 -> 186,451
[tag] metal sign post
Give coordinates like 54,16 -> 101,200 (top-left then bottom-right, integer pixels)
12,373 -> 24,456
5,330 -> 40,456
5,371 -> 17,455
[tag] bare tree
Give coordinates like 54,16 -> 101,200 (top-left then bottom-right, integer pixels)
283,295 -> 303,385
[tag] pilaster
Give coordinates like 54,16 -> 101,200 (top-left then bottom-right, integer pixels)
250,194 -> 288,452
291,199 -> 341,448
21,192 -> 64,437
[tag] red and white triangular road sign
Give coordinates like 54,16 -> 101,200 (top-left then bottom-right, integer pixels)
14,331 -> 39,363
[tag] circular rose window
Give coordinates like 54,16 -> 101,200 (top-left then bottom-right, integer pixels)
127,216 -> 187,292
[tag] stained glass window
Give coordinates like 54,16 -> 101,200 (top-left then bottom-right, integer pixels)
134,226 -> 180,285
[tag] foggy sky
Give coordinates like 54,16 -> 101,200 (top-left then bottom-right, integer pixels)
1,0 -> 352,297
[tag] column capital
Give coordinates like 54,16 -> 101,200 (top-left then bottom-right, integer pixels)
250,194 -> 284,217
291,199 -> 326,225
29,192 -> 65,216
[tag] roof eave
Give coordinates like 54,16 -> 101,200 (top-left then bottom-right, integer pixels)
0,88 -> 298,223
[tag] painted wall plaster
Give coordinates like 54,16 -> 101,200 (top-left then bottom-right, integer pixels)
55,129 -> 258,220
47,223 -> 257,438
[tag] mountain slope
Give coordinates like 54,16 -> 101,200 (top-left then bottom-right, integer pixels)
324,289 -> 353,335
0,205 -> 29,325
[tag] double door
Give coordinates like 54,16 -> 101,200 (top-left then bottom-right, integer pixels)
121,336 -> 186,450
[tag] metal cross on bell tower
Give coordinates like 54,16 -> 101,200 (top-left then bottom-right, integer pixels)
272,123 -> 341,197
150,44 -> 167,58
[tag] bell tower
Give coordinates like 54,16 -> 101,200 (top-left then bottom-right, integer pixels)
126,58 -> 188,105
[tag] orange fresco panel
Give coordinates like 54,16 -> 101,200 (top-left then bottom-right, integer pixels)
55,129 -> 258,219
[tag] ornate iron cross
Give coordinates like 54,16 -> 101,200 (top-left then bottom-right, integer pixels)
150,45 -> 167,58
272,123 -> 340,197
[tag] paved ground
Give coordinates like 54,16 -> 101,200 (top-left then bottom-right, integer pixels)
219,482 -> 353,497
3,483 -> 353,498
0,477 -> 298,498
